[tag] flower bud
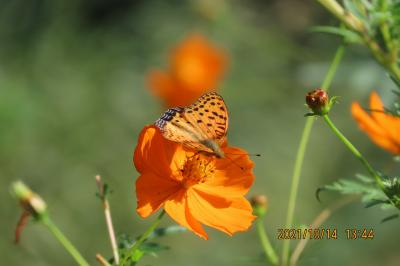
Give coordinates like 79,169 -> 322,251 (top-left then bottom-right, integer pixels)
305,88 -> 329,115
12,181 -> 47,218
250,195 -> 268,216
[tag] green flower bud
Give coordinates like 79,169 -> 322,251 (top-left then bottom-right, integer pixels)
12,181 -> 47,218
251,195 -> 268,216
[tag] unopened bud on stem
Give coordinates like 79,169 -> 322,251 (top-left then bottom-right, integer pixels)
305,88 -> 336,116
12,181 -> 47,219
251,195 -> 268,216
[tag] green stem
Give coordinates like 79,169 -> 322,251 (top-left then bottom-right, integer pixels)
121,210 -> 165,265
316,0 -> 364,31
280,118 -> 313,266
322,115 -> 384,189
317,0 -> 400,82
378,0 -> 395,61
42,216 -> 90,266
281,45 -> 345,266
256,217 -> 279,265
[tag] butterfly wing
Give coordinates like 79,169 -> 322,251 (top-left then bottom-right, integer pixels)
155,92 -> 229,153
182,92 -> 228,146
155,106 -> 213,153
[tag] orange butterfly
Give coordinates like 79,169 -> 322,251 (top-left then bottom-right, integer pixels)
155,92 -> 228,158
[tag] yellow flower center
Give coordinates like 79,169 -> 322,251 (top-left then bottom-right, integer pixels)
180,154 -> 215,188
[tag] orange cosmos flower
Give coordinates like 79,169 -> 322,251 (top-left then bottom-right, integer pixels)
133,126 -> 255,239
351,91 -> 400,154
147,34 -> 228,107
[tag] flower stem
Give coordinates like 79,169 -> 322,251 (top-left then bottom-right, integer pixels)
281,45 -> 345,265
322,115 -> 384,189
316,0 -> 400,82
289,196 -> 357,266
41,216 -> 90,266
120,210 -> 165,265
95,175 -> 120,265
96,253 -> 112,266
316,0 -> 364,31
256,217 -> 278,265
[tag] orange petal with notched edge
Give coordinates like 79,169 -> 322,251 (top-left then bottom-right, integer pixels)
187,188 -> 255,236
195,147 -> 255,198
369,92 -> 400,142
136,172 -> 181,218
133,123 -> 256,239
164,190 -> 208,239
351,102 -> 387,138
371,92 -> 400,144
352,95 -> 400,154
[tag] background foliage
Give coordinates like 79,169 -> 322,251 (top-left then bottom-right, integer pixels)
1,0 -> 399,265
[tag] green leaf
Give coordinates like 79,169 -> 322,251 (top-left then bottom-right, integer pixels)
117,241 -> 169,265
130,249 -> 145,264
116,226 -> 186,266
318,171 -> 400,213
317,173 -> 399,206
382,176 -> 400,209
322,175 -> 386,203
317,173 -> 400,223
355,173 -> 375,183
147,225 -> 187,239
310,26 -> 363,43
364,199 -> 391,208
380,213 -> 399,223
139,242 -> 170,254
360,0 -> 374,11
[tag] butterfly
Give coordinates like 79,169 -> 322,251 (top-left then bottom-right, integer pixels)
155,92 -> 229,158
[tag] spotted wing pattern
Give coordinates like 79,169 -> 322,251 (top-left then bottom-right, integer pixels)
155,92 -> 229,153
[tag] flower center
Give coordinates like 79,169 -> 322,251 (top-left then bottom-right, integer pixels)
180,154 -> 215,188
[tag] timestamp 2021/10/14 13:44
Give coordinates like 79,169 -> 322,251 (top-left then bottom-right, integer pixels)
277,228 -> 375,240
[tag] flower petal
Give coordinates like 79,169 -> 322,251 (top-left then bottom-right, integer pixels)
146,34 -> 227,107
369,92 -> 400,150
164,190 -> 208,239
352,99 -> 400,154
133,125 -> 187,177
351,102 -> 387,137
197,146 -> 255,197
171,34 -> 227,92
136,172 -> 181,218
187,188 -> 255,236
147,70 -> 175,100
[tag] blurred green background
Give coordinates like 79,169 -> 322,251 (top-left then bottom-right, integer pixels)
1,1 -> 399,265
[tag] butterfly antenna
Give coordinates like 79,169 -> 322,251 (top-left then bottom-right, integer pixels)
224,152 -> 261,157
223,152 -> 261,171
225,155 -> 246,171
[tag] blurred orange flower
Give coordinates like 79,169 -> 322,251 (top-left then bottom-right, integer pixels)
133,126 -> 255,239
147,34 -> 228,107
351,91 -> 400,154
